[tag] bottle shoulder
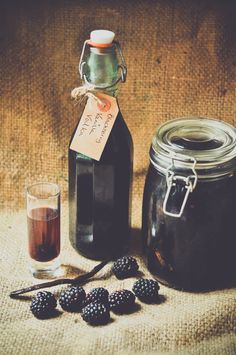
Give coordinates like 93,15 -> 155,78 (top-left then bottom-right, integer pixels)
104,110 -> 133,151
115,110 -> 132,135
69,108 -> 133,163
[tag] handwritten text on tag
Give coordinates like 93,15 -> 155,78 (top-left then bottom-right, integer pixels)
70,93 -> 119,161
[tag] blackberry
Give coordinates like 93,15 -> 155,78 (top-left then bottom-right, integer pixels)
108,290 -> 135,314
132,279 -> 160,303
30,291 -> 57,319
81,302 -> 110,325
112,256 -> 139,279
84,287 -> 109,307
59,286 -> 86,312
35,291 -> 57,308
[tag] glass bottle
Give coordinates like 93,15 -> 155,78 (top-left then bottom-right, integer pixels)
69,30 -> 133,260
142,117 -> 236,291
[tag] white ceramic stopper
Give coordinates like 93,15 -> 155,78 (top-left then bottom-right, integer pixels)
90,30 -> 115,45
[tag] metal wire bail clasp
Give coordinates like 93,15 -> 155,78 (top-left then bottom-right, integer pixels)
163,156 -> 198,218
78,39 -> 127,90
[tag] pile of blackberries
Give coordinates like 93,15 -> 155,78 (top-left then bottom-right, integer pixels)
30,256 -> 161,326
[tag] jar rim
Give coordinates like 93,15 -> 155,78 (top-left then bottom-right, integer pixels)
150,117 -> 236,178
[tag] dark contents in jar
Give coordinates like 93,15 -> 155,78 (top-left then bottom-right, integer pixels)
170,136 -> 222,150
142,164 -> 236,291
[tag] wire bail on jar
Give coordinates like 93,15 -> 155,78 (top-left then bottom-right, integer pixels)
78,40 -> 127,90
163,155 -> 198,218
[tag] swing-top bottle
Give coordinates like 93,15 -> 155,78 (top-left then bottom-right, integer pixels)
69,30 -> 133,260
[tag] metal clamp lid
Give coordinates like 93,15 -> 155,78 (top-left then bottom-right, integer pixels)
78,40 -> 127,90
163,156 -> 198,218
149,117 -> 236,218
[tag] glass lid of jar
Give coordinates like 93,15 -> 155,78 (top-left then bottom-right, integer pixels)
150,117 -> 236,178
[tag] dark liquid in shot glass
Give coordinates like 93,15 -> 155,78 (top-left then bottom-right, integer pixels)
28,207 -> 60,262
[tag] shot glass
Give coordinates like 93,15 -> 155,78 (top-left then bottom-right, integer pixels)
26,182 -> 61,278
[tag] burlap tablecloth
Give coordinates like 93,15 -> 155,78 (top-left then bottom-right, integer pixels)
1,0 -> 236,353
0,207 -> 236,355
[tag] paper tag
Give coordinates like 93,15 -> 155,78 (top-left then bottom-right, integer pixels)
70,93 -> 119,161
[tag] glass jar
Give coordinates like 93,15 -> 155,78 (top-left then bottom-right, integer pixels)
142,117 -> 236,291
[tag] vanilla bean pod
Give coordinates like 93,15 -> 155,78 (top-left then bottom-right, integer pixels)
9,259 -> 109,299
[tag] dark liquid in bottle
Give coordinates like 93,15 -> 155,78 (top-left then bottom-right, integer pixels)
28,207 -> 60,262
69,111 -> 133,260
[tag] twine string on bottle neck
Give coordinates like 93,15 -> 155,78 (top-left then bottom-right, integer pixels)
71,84 -> 105,108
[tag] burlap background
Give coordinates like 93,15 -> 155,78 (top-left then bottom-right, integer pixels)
0,0 -> 236,354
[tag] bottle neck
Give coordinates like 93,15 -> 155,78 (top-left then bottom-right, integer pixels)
84,45 -> 119,97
